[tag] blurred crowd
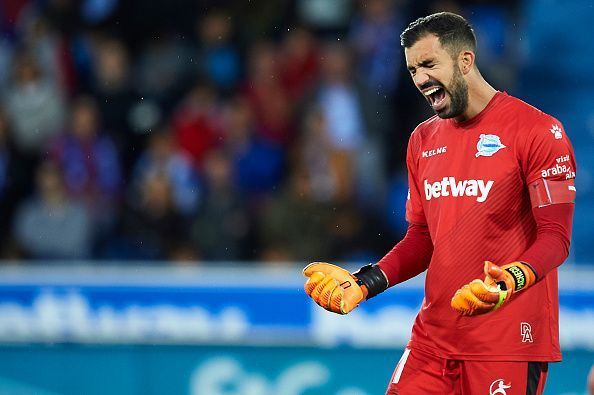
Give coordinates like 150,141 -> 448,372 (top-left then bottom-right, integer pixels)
0,0 -> 520,264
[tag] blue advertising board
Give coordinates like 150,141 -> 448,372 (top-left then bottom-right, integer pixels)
0,265 -> 592,394
0,265 -> 592,348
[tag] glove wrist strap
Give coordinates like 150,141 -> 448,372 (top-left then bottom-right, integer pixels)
504,262 -> 536,291
352,264 -> 388,299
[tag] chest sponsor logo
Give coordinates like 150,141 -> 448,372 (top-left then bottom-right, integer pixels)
476,134 -> 506,157
422,146 -> 447,158
550,124 -> 563,139
489,379 -> 511,395
423,177 -> 494,203
541,155 -> 575,179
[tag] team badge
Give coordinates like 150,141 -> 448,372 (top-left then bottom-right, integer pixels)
476,134 -> 506,157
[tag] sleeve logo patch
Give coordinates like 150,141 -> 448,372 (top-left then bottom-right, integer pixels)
476,134 -> 506,157
550,124 -> 563,139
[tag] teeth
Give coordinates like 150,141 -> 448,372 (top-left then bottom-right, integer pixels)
424,87 -> 440,96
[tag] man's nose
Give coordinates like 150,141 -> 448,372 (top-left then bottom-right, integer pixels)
413,72 -> 431,88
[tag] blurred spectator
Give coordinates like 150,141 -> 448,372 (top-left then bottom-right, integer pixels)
228,0 -> 291,43
0,0 -> 32,38
349,0 -> 403,96
13,160 -> 92,259
316,42 -> 365,151
243,40 -> 294,145
0,39 -> 14,94
90,36 -> 141,171
50,95 -> 121,202
384,171 -> 409,238
194,9 -> 241,92
464,2 -> 517,90
222,95 -> 285,200
49,94 -> 121,252
258,166 -> 333,262
280,27 -> 319,102
3,51 -> 66,155
43,0 -> 82,38
118,170 -> 190,261
20,15 -> 77,95
295,105 -> 338,202
80,0 -> 119,26
192,149 -> 251,261
172,82 -> 221,169
313,41 -> 387,208
134,32 -> 192,106
132,127 -> 201,216
589,364 -> 594,395
296,0 -> 352,31
0,109 -> 32,254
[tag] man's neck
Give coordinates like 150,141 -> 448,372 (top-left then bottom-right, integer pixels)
454,76 -> 497,123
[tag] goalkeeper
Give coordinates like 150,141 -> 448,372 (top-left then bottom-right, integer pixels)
304,12 -> 576,395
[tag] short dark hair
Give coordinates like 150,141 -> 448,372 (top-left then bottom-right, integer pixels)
400,12 -> 476,57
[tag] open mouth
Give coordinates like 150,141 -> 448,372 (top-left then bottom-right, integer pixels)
423,86 -> 447,111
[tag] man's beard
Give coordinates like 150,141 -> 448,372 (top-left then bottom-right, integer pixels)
437,67 -> 469,119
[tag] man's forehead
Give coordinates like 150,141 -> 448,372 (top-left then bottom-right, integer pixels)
404,34 -> 446,64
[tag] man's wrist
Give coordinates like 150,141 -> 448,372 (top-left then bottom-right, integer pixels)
352,264 -> 389,299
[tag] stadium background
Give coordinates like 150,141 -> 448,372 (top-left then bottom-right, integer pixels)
0,0 -> 592,394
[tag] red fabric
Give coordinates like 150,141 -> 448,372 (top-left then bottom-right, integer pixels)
241,82 -> 293,145
396,92 -> 575,361
0,0 -> 29,29
172,109 -> 219,168
386,347 -> 548,395
519,203 -> 574,278
377,223 -> 433,286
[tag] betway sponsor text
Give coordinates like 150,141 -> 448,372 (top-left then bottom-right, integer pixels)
424,177 -> 494,203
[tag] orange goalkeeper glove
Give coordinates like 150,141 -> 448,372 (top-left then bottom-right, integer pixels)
451,261 -> 537,316
303,262 -> 388,314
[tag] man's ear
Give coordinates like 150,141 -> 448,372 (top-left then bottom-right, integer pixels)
459,50 -> 475,75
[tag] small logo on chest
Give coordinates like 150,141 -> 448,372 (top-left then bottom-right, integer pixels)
476,134 -> 506,157
422,146 -> 447,158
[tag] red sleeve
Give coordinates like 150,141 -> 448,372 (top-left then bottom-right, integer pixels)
514,113 -> 576,278
518,203 -> 574,279
377,222 -> 433,286
405,129 -> 427,224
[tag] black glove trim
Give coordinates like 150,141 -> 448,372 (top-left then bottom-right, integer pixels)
352,264 -> 388,299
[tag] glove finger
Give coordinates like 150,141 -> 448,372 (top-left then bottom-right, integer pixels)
310,275 -> 336,304
468,279 -> 500,304
329,282 -> 345,313
318,277 -> 340,311
452,284 -> 495,316
303,262 -> 341,277
304,271 -> 325,296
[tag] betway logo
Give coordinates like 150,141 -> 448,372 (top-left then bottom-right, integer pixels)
424,177 -> 494,203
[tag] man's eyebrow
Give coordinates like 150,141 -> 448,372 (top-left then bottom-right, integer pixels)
407,58 -> 436,70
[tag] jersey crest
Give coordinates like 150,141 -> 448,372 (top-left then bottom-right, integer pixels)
476,134 -> 506,157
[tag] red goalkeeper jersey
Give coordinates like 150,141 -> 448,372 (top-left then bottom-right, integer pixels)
405,92 -> 576,361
